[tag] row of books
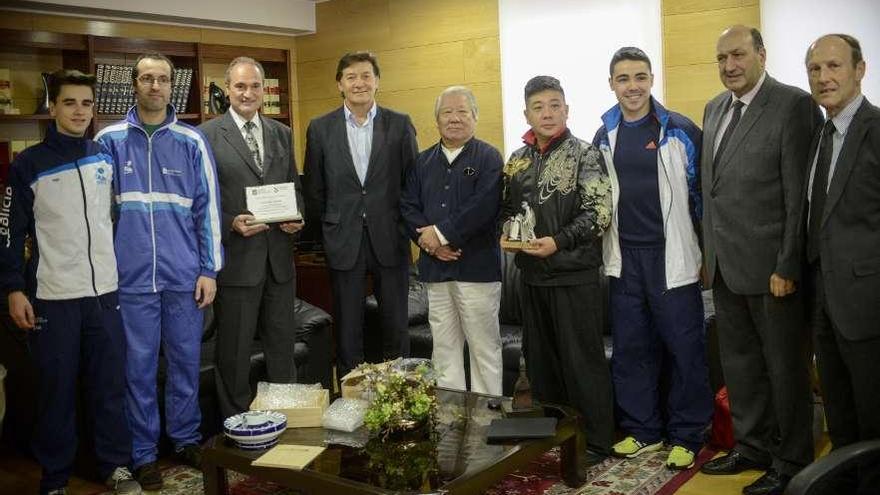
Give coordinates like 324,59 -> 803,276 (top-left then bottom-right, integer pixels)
96,64 -> 193,115
262,78 -> 282,115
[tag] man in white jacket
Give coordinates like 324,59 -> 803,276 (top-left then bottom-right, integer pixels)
592,47 -> 712,471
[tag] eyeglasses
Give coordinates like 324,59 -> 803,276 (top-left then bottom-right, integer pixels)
137,75 -> 171,86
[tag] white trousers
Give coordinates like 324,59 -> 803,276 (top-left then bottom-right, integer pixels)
427,281 -> 503,395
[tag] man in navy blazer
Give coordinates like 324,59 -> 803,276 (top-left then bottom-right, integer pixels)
400,86 -> 504,395
804,34 -> 880,494
304,52 -> 418,380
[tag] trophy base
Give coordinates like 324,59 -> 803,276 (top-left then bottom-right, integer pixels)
501,239 -> 537,251
501,400 -> 544,418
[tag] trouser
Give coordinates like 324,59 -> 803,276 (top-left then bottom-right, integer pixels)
214,265 -> 297,419
610,246 -> 712,453
119,290 -> 203,469
331,230 -> 409,380
810,266 -> 880,494
713,269 -> 813,476
427,281 -> 502,395
30,293 -> 131,494
521,277 -> 614,453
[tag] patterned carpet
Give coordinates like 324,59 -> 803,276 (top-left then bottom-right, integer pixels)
96,446 -> 714,495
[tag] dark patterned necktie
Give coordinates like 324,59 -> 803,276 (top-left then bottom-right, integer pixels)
713,100 -> 745,175
807,120 -> 837,263
244,121 -> 263,173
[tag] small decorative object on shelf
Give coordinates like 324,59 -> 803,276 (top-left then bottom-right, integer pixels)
208,81 -> 229,114
34,72 -> 50,114
501,201 -> 538,251
356,358 -> 438,441
0,68 -> 20,115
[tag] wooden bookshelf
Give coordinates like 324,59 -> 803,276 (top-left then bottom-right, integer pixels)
0,28 -> 293,139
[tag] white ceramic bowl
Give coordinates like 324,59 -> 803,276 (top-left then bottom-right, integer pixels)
223,410 -> 287,449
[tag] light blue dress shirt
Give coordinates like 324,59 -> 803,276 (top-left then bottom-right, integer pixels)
344,103 -> 377,185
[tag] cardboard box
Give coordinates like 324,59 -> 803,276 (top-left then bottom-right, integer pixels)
250,388 -> 329,428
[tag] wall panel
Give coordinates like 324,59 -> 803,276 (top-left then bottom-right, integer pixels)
662,0 -> 761,125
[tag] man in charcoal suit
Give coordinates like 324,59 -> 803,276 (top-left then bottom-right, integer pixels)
200,56 -> 304,420
803,33 -> 880,495
699,25 -> 823,495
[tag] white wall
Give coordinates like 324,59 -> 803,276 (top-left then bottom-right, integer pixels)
762,0 -> 879,106
498,0 -> 663,158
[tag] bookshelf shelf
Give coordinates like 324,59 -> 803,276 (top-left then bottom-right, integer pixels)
0,114 -> 54,121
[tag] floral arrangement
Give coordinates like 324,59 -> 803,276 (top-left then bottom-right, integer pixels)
356,359 -> 438,439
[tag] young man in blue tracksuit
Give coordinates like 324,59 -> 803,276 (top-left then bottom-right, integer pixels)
0,70 -> 142,495
95,53 -> 223,491
593,47 -> 712,470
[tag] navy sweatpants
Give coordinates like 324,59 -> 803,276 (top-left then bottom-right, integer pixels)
609,246 -> 712,452
29,293 -> 132,494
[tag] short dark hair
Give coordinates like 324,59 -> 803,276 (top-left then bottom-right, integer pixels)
335,51 -> 380,82
609,47 -> 652,76
524,75 -> 564,102
48,69 -> 96,103
826,33 -> 863,66
749,28 -> 765,52
131,52 -> 175,82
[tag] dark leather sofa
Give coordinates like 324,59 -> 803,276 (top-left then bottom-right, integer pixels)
365,253 -> 612,396
365,252 -> 723,397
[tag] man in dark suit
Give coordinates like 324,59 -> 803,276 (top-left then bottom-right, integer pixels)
804,34 -> 880,495
199,57 -> 304,419
699,26 -> 823,495
303,52 -> 418,380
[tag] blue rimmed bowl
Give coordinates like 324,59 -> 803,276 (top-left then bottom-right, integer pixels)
223,410 -> 287,450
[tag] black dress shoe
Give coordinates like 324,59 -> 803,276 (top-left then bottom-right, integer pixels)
743,468 -> 791,495
700,451 -> 769,475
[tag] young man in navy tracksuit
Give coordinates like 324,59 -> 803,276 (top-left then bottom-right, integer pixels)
0,70 -> 141,495
593,47 -> 712,470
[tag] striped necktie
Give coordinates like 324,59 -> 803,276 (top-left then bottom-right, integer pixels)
244,120 -> 263,173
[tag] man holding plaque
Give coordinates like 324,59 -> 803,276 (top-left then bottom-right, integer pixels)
304,52 -> 418,380
200,56 -> 304,420
400,86 -> 504,395
501,75 -> 614,463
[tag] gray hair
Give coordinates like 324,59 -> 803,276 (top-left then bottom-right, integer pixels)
225,56 -> 265,84
434,86 -> 478,121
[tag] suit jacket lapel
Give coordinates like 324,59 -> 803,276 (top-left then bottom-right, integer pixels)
707,98 -> 729,188
332,108 -> 360,181
714,78 -> 772,180
220,112 -> 263,179
364,107 -> 385,185
259,115 -> 278,175
821,99 -> 871,227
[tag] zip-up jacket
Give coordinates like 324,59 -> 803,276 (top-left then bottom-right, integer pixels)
0,122 -> 117,300
501,129 -> 612,286
95,105 -> 223,294
593,98 -> 703,289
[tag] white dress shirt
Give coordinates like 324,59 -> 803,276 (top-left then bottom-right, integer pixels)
713,71 -> 767,156
229,108 -> 265,166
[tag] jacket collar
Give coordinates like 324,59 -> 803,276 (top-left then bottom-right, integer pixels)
124,104 -> 177,133
522,127 -> 570,154
601,96 -> 669,134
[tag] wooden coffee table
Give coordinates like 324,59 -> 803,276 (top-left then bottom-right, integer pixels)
202,388 -> 585,495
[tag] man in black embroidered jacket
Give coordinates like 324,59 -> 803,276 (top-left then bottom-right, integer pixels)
501,75 -> 614,461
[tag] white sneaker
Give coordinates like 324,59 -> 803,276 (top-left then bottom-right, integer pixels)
105,466 -> 143,495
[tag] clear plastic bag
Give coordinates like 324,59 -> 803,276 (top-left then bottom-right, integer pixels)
322,397 -> 368,432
